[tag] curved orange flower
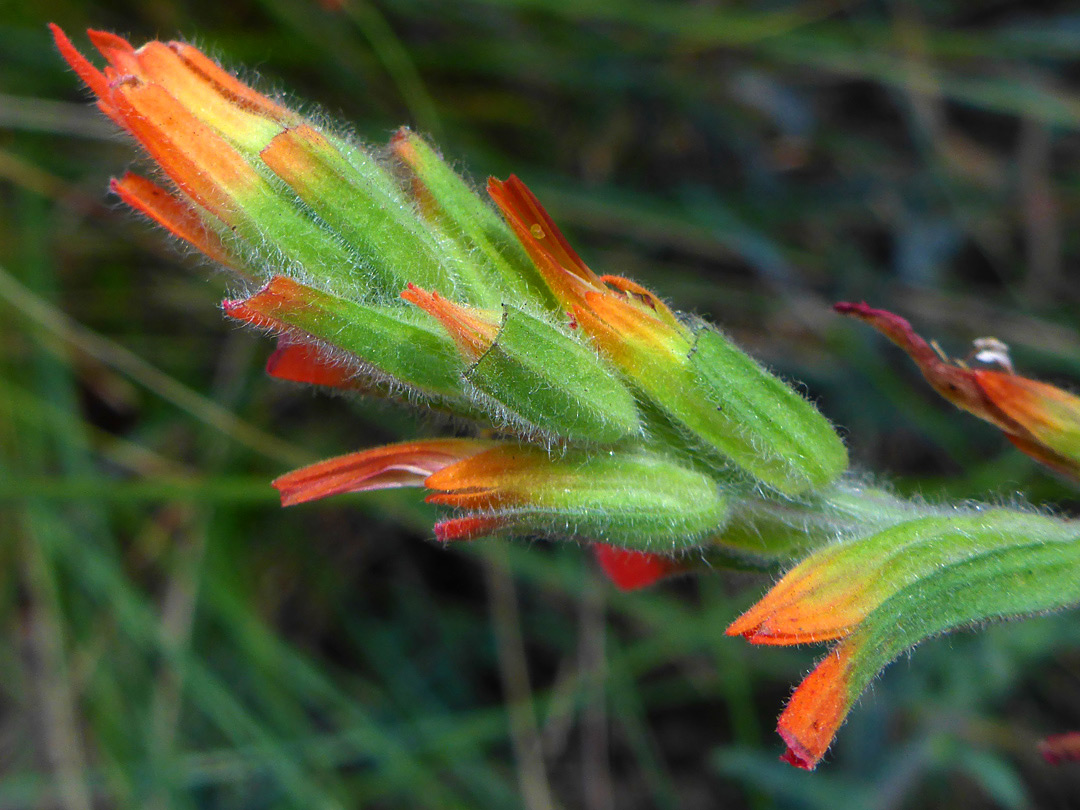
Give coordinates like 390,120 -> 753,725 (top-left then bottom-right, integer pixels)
836,302 -> 1080,479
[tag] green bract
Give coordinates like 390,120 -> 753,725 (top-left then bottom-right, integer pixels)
466,306 -> 641,443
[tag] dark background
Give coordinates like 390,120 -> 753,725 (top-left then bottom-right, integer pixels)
2,0 -> 1080,807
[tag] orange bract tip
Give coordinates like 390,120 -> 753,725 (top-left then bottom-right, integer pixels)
726,549 -> 855,641
222,276 -> 315,331
49,24 -> 110,102
260,124 -> 337,187
401,283 -> 499,360
272,439 -> 496,506
488,175 -> 599,309
776,644 -> 856,770
110,172 -> 234,268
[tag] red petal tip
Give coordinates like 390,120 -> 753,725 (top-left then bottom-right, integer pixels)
433,515 -> 505,543
777,726 -> 817,771
593,545 -> 680,591
833,301 -> 873,316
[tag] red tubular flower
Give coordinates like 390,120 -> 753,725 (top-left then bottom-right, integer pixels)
836,302 -> 1080,479
265,340 -> 362,390
591,545 -> 684,591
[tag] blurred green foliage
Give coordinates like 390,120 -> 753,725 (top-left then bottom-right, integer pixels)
2,0 -> 1080,807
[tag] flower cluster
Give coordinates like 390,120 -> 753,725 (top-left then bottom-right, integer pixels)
54,25 -> 1080,772
51,24 -> 847,561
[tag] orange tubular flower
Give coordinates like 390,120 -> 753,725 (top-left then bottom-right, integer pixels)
775,643 -> 856,769
487,175 -> 690,357
272,439 -> 497,507
836,302 -> 1080,479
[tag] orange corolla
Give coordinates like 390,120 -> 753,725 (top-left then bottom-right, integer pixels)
272,439 -> 497,507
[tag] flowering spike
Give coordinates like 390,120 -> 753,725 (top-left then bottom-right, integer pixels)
836,302 -> 1080,479
273,439 -> 496,506
57,31 -> 1080,773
